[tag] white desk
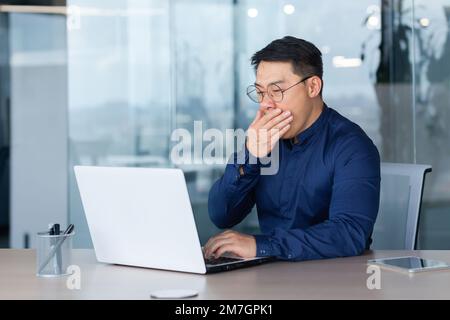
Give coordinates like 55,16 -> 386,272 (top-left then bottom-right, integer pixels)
1,249 -> 450,299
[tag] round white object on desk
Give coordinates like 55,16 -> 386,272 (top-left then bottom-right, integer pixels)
150,289 -> 199,299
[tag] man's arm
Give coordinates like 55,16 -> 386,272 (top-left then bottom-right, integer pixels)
254,134 -> 381,260
208,147 -> 259,229
206,107 -> 293,259
208,108 -> 292,229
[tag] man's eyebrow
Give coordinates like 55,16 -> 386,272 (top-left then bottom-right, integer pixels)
255,80 -> 285,87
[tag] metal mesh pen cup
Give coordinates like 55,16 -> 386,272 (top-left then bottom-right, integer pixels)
36,231 -> 74,277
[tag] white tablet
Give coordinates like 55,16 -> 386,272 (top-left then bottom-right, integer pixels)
367,256 -> 450,273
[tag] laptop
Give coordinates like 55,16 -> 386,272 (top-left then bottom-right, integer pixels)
74,166 -> 273,274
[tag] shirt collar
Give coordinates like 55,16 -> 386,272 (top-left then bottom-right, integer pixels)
288,103 -> 329,148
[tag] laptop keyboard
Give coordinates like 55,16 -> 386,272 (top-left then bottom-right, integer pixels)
204,256 -> 243,265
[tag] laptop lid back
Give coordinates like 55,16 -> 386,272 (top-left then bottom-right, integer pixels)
74,166 -> 206,274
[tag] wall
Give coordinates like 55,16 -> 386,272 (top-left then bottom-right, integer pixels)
9,12 -> 68,248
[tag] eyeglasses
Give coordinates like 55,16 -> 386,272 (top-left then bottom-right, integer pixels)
246,75 -> 314,103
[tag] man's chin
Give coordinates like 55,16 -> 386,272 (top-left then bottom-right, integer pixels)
280,130 -> 295,140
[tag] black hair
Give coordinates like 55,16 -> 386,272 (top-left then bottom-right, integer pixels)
251,36 -> 323,95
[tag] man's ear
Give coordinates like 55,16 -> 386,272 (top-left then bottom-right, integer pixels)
308,76 -> 322,98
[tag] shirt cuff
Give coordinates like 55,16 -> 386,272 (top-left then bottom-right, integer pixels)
253,234 -> 273,257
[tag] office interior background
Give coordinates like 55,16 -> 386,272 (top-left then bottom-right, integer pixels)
0,0 -> 449,249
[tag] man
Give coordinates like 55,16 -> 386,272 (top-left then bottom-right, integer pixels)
204,36 -> 380,261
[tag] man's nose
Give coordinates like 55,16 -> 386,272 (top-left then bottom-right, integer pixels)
260,93 -> 276,111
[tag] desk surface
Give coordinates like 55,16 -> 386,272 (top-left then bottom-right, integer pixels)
1,249 -> 450,299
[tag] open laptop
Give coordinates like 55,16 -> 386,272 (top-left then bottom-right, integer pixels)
74,166 -> 273,274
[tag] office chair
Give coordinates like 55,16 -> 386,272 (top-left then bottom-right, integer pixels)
371,162 -> 432,250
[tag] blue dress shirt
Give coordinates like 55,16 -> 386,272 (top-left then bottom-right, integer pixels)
208,104 -> 381,261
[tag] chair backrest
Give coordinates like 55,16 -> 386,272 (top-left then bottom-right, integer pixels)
371,162 -> 432,250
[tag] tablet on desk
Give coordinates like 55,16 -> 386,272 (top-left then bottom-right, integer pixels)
368,256 -> 450,273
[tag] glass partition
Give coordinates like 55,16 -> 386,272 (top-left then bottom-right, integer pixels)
62,0 -> 449,249
413,0 -> 450,248
67,0 -> 172,246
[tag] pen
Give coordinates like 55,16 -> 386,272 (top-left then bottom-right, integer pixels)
53,224 -> 62,274
48,224 -> 58,273
38,224 -> 74,275
53,224 -> 60,236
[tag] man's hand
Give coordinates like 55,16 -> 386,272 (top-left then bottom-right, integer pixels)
246,108 -> 293,158
204,230 -> 256,259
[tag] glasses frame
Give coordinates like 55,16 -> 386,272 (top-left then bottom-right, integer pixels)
246,75 -> 315,103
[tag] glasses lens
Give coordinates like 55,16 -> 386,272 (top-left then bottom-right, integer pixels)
268,84 -> 283,102
246,85 -> 261,103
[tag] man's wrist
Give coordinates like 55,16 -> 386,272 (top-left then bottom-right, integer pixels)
234,143 -> 260,176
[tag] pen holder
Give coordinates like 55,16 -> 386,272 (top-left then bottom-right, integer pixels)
36,231 -> 75,277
